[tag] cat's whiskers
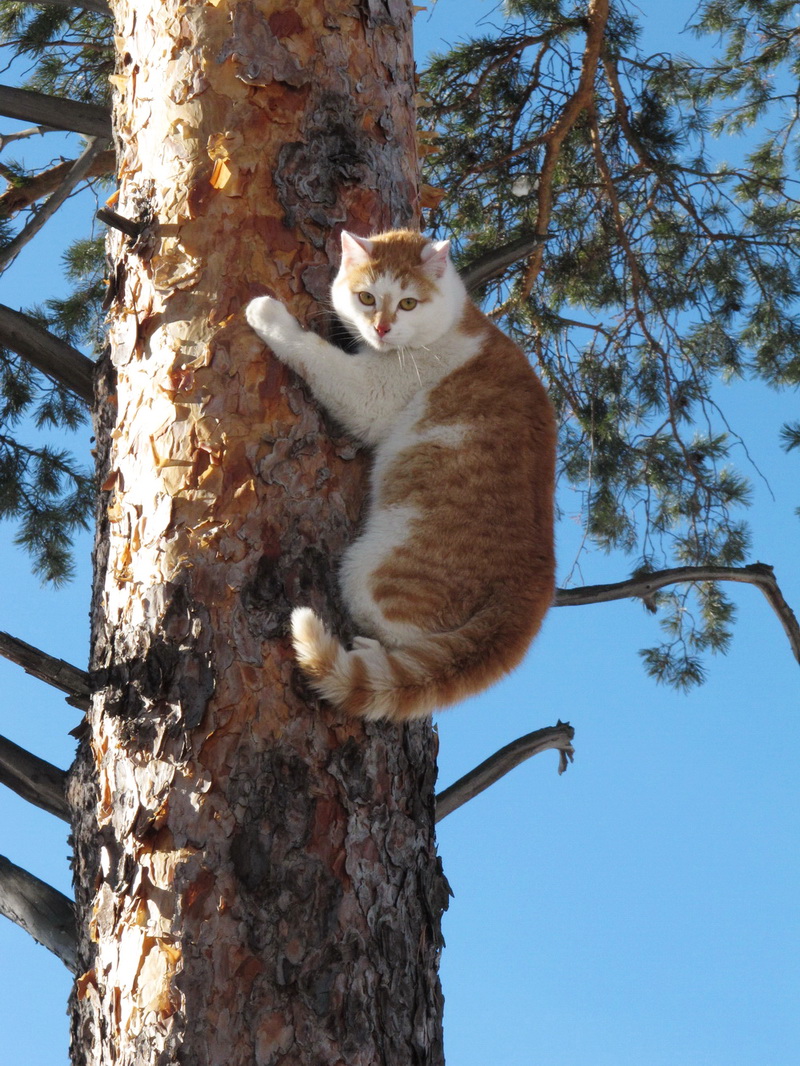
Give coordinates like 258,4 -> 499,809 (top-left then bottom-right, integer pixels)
417,342 -> 442,365
405,347 -> 423,385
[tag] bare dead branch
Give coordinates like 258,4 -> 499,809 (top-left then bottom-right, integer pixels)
460,232 -> 548,293
0,123 -> 57,150
0,84 -> 112,139
96,206 -> 141,238
521,0 -> 610,298
0,136 -> 109,274
0,734 -> 69,821
0,854 -> 77,972
0,304 -> 94,404
0,631 -> 91,708
555,563 -> 800,665
435,721 -> 575,822
0,147 -> 115,219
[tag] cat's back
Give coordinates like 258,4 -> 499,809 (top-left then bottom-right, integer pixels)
402,300 -> 556,505
427,302 -> 553,444
372,300 -> 556,644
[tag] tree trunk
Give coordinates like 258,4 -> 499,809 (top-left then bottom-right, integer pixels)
68,2 -> 447,1063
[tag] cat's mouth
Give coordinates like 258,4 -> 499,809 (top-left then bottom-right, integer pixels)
365,333 -> 395,351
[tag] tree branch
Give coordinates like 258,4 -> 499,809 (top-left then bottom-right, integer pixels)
0,123 -> 57,150
0,136 -> 109,274
0,304 -> 94,404
15,0 -> 111,14
521,0 -> 610,298
0,854 -> 77,972
0,85 -> 112,139
435,721 -> 575,822
0,148 -> 115,219
460,232 -> 547,294
555,563 -> 800,665
0,734 -> 69,821
0,631 -> 91,708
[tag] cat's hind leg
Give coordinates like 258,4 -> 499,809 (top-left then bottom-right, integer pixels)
352,635 -> 382,651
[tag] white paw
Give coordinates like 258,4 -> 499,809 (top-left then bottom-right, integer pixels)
245,295 -> 300,344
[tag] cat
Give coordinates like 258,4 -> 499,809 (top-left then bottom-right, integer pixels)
245,229 -> 556,722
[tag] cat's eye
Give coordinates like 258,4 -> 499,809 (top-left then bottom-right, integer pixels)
398,297 -> 418,311
358,291 -> 376,306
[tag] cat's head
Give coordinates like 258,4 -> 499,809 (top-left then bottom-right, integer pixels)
331,230 -> 464,351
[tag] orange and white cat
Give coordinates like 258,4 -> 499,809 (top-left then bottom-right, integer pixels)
246,229 -> 556,721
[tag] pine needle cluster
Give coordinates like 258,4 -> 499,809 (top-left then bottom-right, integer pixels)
1,0 -> 799,684
420,0 -> 800,686
0,4 -> 112,582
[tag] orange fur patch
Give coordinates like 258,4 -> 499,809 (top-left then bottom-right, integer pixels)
289,231 -> 556,721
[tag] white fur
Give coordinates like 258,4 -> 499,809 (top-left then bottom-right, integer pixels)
246,237 -> 478,672
245,244 -> 475,449
338,503 -> 420,645
330,245 -> 462,354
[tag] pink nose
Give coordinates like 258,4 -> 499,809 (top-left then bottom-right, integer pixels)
375,323 -> 390,338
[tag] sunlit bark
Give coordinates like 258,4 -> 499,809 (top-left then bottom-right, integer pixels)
68,2 -> 446,1063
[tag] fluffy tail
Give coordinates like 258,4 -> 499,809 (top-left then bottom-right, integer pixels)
289,604 -> 525,722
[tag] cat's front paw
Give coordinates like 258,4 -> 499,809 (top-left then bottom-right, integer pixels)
246,295 -> 301,346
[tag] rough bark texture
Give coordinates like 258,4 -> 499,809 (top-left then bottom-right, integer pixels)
68,2 -> 447,1064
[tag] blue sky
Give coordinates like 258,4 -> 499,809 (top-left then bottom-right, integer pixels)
1,2 -> 799,1063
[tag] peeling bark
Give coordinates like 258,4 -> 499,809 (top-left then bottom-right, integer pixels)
69,2 -> 445,1064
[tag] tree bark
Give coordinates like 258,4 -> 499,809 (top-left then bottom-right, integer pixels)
68,3 -> 446,1065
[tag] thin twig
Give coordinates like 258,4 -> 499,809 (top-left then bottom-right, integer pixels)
0,137 -> 108,274
0,854 -> 77,972
435,722 -> 575,822
0,123 -> 57,150
0,734 -> 69,821
521,0 -> 610,298
556,563 -> 800,665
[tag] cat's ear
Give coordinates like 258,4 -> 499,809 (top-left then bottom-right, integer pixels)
420,239 -> 451,279
340,231 -> 374,268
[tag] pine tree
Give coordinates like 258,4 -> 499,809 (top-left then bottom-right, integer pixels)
0,0 -> 798,1062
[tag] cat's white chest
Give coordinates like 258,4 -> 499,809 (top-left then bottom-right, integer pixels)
368,388 -> 429,476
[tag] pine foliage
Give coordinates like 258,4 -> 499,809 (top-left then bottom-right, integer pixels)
0,0 -> 798,679
0,2 -> 112,103
0,235 -> 104,582
0,3 -> 111,582
420,0 -> 800,686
